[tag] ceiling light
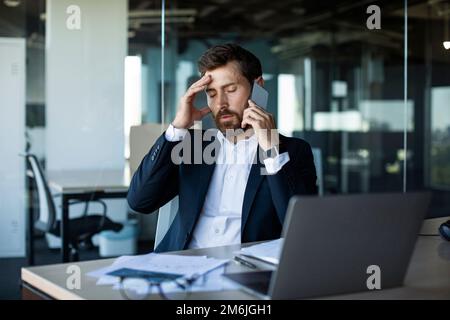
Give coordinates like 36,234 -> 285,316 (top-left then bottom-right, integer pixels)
4,0 -> 20,7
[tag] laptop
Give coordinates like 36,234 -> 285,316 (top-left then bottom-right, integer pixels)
224,192 -> 431,299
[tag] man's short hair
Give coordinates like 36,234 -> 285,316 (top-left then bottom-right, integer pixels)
197,43 -> 262,85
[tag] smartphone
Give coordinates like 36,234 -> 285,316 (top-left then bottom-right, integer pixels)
250,80 -> 269,109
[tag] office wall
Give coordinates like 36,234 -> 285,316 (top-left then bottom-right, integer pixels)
45,0 -> 127,171
0,38 -> 26,257
45,0 -> 129,228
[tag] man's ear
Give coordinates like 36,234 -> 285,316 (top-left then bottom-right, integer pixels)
255,76 -> 265,87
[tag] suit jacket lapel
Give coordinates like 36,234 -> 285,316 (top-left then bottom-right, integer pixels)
241,147 -> 265,233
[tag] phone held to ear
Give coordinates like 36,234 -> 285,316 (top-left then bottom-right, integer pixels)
250,80 -> 269,109
243,81 -> 269,130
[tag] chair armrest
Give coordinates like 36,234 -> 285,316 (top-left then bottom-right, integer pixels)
81,199 -> 108,230
59,199 -> 108,227
78,199 -> 107,217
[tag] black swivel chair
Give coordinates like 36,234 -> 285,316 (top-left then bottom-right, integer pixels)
24,154 -> 123,262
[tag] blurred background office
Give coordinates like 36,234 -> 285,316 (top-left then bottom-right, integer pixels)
0,0 -> 449,299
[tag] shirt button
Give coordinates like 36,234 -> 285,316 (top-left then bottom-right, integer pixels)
214,228 -> 220,234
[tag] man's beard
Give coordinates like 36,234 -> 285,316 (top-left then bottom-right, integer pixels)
213,109 -> 242,133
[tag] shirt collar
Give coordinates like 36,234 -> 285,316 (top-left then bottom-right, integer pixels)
216,129 -> 258,148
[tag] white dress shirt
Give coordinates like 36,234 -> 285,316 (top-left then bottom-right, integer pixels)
164,124 -> 290,249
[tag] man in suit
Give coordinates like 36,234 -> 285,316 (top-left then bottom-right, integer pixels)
127,43 -> 317,252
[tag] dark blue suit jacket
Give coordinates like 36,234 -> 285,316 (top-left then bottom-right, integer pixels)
127,130 -> 317,252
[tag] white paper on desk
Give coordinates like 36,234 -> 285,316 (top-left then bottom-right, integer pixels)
110,266 -> 239,293
235,238 -> 284,265
87,253 -> 229,286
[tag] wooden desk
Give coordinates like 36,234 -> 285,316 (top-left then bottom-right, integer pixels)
21,234 -> 450,300
47,168 -> 131,263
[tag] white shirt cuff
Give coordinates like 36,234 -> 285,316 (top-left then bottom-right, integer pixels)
164,124 -> 188,142
263,152 -> 290,174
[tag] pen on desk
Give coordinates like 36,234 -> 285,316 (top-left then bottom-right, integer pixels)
234,255 -> 257,269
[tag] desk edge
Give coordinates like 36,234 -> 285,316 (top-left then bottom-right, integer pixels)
21,267 -> 84,300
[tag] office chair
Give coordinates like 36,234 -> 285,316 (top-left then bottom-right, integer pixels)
23,154 -> 123,262
154,196 -> 179,250
311,148 -> 324,196
129,123 -> 168,245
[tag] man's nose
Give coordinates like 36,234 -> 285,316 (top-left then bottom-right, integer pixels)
216,91 -> 229,109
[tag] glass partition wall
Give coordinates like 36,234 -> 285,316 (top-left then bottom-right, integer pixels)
18,0 -> 450,237
128,0 -> 450,218
408,0 -> 450,218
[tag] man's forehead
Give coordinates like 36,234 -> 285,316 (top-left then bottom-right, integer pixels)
205,63 -> 245,87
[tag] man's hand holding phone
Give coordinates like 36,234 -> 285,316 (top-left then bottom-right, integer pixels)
172,74 -> 212,129
242,82 -> 279,152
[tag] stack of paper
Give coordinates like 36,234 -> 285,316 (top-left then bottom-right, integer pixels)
234,238 -> 283,266
87,253 -> 237,293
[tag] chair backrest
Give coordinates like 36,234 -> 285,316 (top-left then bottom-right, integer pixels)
311,148 -> 324,196
129,123 -> 168,176
154,196 -> 179,250
129,123 -> 169,242
26,154 -> 57,232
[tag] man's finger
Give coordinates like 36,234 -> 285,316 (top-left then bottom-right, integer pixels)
241,115 -> 256,129
245,109 -> 265,122
193,106 -> 212,121
248,106 -> 269,119
190,74 -> 212,89
248,99 -> 268,114
199,106 -> 211,116
191,74 -> 210,87
245,106 -> 267,119
185,84 -> 207,98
